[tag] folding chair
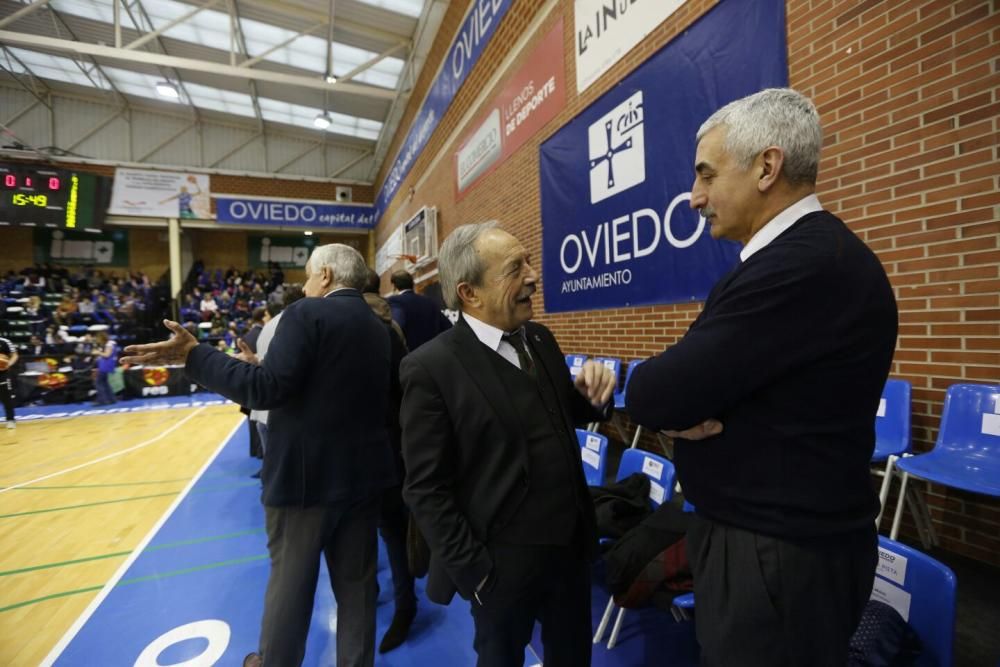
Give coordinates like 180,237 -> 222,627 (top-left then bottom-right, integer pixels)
565,354 -> 587,380
577,428 -> 608,486
891,384 -> 1000,543
593,449 -> 675,649
872,379 -> 912,527
606,359 -> 643,446
872,536 -> 957,667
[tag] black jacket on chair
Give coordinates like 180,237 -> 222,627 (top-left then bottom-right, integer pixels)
185,289 -> 394,507
399,316 -> 606,604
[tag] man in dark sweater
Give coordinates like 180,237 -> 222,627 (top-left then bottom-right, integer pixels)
626,88 -> 898,667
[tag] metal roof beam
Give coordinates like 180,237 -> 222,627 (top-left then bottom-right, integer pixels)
0,31 -> 396,100
337,40 -> 408,84
329,149 -> 371,178
227,0 -> 263,129
237,23 -> 326,69
0,0 -> 52,30
125,0 -> 222,51
274,140 -> 322,173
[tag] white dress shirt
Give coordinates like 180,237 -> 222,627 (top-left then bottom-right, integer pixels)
463,313 -> 531,371
740,194 -> 823,262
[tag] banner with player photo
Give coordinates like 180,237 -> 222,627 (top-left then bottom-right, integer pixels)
539,0 -> 787,313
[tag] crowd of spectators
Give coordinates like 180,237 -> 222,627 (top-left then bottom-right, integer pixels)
177,261 -> 284,352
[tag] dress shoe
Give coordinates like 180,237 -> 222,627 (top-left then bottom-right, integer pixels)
379,607 -> 417,653
243,652 -> 262,667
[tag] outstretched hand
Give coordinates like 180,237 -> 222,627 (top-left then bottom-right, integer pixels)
234,338 -> 259,365
120,319 -> 199,366
664,419 -> 724,441
574,360 -> 617,407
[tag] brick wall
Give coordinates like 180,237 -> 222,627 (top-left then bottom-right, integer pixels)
373,0 -> 1000,564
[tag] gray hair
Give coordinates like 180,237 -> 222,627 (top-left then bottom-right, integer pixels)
438,221 -> 499,310
308,243 -> 368,290
696,88 -> 822,185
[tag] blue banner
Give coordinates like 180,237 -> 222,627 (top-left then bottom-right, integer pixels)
539,0 -> 787,313
376,0 -> 513,219
216,197 -> 374,229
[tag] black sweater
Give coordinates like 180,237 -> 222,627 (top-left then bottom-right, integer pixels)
626,211 -> 897,538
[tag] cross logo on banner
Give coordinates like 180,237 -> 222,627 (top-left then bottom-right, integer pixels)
588,90 -> 645,204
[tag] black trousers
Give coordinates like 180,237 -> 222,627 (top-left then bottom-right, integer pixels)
686,515 -> 877,667
469,542 -> 591,667
0,375 -> 14,422
259,497 -> 379,667
378,485 -> 416,613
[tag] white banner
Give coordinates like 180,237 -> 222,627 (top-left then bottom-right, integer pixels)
574,0 -> 685,93
110,168 -> 211,219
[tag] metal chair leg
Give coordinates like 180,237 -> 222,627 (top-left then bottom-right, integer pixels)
608,607 -> 627,648
890,470 -> 910,540
629,425 -> 643,449
875,455 -> 898,527
593,597 -> 615,644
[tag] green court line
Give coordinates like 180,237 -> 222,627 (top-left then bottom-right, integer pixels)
0,585 -> 105,613
0,554 -> 269,613
0,491 -> 179,519
117,553 -> 268,586
145,527 -> 266,552
0,527 -> 266,577
0,551 -> 131,577
0,481 -> 262,519
1,478 -> 191,490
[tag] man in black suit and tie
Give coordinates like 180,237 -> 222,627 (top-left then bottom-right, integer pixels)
386,270 -> 452,350
122,244 -> 392,667
399,222 -> 617,667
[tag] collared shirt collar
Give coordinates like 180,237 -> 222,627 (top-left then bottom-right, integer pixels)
323,287 -> 353,297
463,313 -> 523,352
739,194 -> 822,262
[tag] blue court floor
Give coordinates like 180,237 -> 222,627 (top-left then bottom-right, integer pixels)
30,395 -> 698,666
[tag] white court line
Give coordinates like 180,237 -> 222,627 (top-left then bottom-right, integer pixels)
0,407 -> 206,495
39,416 -> 245,667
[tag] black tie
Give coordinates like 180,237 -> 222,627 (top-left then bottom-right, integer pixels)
502,331 -> 536,379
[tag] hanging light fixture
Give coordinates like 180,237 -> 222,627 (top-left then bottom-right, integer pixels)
313,112 -> 332,129
155,81 -> 180,99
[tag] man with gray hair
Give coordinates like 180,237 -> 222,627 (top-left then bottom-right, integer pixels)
122,243 -> 393,667
626,88 -> 898,665
400,222 -> 617,666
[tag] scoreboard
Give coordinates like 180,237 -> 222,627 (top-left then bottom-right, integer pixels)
0,163 -> 110,229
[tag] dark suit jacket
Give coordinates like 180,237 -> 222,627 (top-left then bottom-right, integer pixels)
399,316 -> 605,604
185,289 -> 394,507
387,290 -> 452,351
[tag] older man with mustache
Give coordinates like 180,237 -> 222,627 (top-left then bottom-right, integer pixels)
399,222 -> 616,667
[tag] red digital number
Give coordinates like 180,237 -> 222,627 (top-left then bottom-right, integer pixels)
3,174 -> 14,188
49,177 -> 60,190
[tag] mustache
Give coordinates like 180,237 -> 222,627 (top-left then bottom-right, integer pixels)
517,288 -> 535,300
701,207 -> 716,219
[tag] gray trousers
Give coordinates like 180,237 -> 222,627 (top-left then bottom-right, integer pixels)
686,515 -> 877,667
259,497 -> 379,667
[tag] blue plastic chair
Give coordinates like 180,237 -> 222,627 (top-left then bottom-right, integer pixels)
613,359 -> 643,411
873,379 -> 912,526
593,450 -> 676,649
891,384 -> 1000,540
577,428 -> 608,487
873,536 -> 956,667
565,354 -> 587,380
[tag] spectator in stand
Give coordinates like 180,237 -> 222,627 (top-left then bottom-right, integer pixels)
26,335 -> 47,356
93,331 -> 118,405
55,295 -> 78,325
242,308 -> 266,353
386,270 -> 452,351
200,293 -> 219,320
